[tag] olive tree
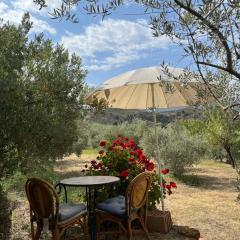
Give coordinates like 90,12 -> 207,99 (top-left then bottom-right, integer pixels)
0,14 -> 87,175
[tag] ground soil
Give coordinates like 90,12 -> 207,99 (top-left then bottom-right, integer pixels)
6,154 -> 240,240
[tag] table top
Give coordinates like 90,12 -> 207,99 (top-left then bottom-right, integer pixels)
60,176 -> 120,187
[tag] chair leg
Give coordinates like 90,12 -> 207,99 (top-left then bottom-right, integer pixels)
30,221 -> 35,239
139,218 -> 151,240
52,228 -> 59,240
34,223 -> 42,240
83,215 -> 88,240
127,220 -> 132,240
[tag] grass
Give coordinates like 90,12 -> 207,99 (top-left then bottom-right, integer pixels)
82,148 -> 99,155
2,155 -> 240,240
165,160 -> 240,240
175,174 -> 203,187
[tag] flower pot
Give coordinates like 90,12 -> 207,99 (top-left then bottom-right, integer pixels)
147,209 -> 172,233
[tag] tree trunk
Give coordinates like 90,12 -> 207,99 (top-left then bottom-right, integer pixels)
224,144 -> 236,168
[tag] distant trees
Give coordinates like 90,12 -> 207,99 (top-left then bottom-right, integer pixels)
0,14 -> 87,176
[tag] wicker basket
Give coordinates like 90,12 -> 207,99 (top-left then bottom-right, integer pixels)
147,209 -> 173,233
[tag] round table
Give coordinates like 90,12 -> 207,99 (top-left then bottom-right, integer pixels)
58,176 -> 120,240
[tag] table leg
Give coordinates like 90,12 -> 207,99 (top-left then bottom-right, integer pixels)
86,186 -> 97,240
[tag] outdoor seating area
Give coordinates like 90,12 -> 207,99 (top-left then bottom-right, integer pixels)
1,2 -> 240,240
25,173 -> 152,240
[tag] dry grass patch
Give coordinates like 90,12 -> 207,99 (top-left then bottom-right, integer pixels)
165,160 -> 240,240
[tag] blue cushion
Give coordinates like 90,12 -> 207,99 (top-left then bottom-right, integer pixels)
96,195 -> 126,217
58,203 -> 86,221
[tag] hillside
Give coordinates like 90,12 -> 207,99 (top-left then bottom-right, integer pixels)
90,107 -> 202,125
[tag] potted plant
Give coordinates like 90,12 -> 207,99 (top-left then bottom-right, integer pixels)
84,135 -> 176,233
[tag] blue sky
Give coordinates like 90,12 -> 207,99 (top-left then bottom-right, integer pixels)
1,0 -> 192,86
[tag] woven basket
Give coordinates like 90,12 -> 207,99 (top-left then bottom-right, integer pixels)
147,209 -> 172,233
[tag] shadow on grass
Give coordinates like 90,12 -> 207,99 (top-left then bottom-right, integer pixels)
0,186 -> 11,240
175,174 -> 203,187
175,172 -> 235,191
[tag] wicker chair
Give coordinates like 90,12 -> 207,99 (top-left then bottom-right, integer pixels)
25,178 -> 88,240
95,172 -> 152,240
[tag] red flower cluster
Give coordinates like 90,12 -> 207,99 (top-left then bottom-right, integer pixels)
99,140 -> 106,147
161,168 -> 169,174
161,181 -> 177,195
95,136 -> 156,178
86,135 -> 176,209
91,160 -> 103,170
120,170 -> 129,178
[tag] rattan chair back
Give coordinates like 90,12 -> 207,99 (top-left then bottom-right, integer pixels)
25,178 -> 59,220
125,172 -> 152,214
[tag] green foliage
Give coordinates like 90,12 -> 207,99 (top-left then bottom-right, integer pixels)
84,118 -> 147,149
0,15 -> 86,176
0,163 -> 57,195
141,123 -> 206,175
72,120 -> 89,156
202,107 -> 240,167
84,135 -> 175,209
204,108 -> 238,147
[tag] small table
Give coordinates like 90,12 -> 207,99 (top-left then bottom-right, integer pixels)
58,176 -> 120,240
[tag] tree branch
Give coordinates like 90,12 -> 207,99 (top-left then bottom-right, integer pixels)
174,0 -> 234,74
196,61 -> 240,79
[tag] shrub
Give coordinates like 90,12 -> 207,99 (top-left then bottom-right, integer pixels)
84,119 -> 148,149
141,123 -> 206,175
84,135 -> 176,209
0,162 -> 58,194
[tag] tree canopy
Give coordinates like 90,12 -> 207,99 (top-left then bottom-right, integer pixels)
0,14 -> 87,175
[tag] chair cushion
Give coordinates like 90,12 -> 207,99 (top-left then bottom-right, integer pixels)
96,195 -> 126,217
58,203 -> 87,221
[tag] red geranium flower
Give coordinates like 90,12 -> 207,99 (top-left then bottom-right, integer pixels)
161,168 -> 169,175
120,170 -> 129,178
138,154 -> 146,163
91,160 -> 96,165
113,139 -> 121,145
136,149 -> 143,155
130,150 -> 136,156
166,184 -> 171,190
94,163 -> 103,169
170,182 -> 177,188
146,162 -> 154,171
124,142 -> 130,148
129,139 -> 135,147
99,140 -> 106,147
128,157 -> 135,162
97,163 -> 103,169
124,137 -> 129,141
